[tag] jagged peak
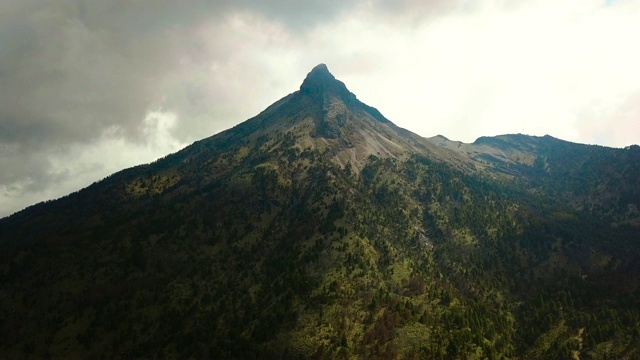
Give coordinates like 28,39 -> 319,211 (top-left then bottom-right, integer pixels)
299,63 -> 355,102
310,63 -> 330,74
301,63 -> 333,84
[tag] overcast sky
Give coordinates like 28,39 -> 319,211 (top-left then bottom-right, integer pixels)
1,0 -> 640,217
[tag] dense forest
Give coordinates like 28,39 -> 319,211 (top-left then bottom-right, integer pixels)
1,64 -> 639,359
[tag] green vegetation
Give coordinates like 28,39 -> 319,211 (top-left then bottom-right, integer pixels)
1,65 -> 639,358
2,139 -> 639,358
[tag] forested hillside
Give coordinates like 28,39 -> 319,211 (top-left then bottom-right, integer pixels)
1,64 -> 638,359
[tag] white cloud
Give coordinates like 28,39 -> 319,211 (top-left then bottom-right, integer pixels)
314,0 -> 640,146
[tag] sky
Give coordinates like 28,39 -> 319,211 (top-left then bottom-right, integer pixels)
1,0 -> 640,217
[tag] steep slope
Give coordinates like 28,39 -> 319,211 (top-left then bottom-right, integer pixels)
177,64 -> 443,172
1,65 -> 639,359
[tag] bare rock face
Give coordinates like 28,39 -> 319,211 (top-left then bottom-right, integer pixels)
290,64 -> 438,169
299,64 -> 356,139
299,64 -> 355,103
299,64 -> 396,141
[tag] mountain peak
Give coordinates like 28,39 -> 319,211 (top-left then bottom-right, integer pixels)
300,63 -> 355,102
310,63 -> 330,74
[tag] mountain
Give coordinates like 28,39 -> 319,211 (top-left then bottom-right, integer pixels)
1,64 -> 640,359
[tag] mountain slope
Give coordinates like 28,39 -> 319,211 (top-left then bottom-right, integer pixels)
1,65 -> 639,359
431,134 -> 640,224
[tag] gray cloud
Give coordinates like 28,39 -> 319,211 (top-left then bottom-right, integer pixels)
0,2 -> 200,216
1,1 -> 208,146
0,0 -> 362,145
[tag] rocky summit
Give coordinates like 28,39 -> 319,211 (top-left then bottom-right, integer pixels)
1,65 -> 639,359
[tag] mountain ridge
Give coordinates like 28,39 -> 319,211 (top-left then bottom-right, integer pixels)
1,64 -> 636,221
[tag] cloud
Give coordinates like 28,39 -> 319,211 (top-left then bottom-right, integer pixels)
0,0 -> 364,147
0,2 -> 262,215
329,0 -> 640,145
0,110 -> 187,217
